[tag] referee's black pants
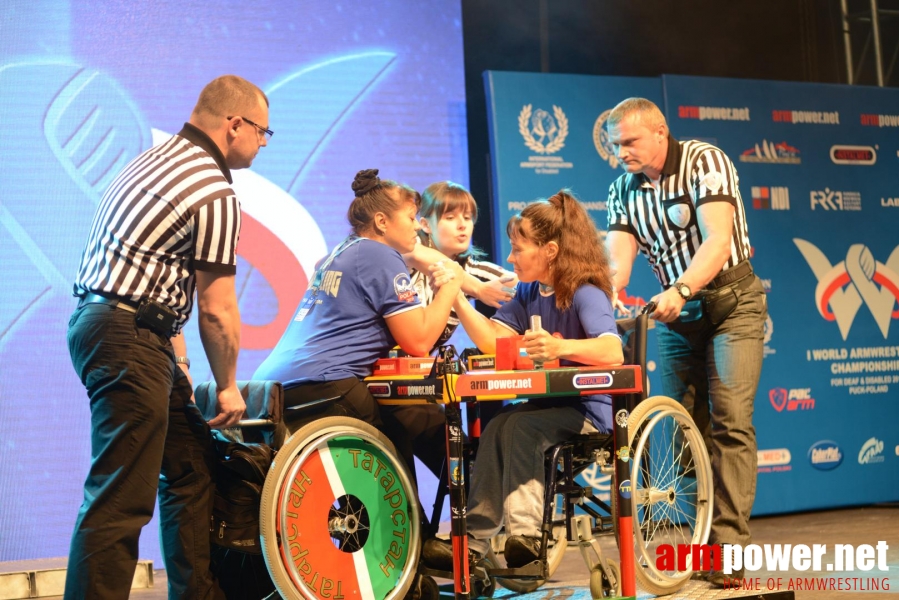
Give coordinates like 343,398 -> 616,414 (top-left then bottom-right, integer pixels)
65,304 -> 221,600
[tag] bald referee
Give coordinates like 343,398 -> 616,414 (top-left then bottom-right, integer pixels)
604,98 -> 767,587
65,75 -> 269,599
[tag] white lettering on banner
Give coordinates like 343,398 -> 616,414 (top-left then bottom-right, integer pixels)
698,106 -> 750,121
810,189 -> 861,211
861,113 -> 899,127
773,110 -> 841,124
792,111 -> 840,124
487,378 -> 533,391
806,346 -> 899,393
519,155 -> 574,174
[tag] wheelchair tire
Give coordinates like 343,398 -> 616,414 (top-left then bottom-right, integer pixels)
589,558 -> 621,598
493,523 -> 566,593
210,545 -> 276,600
626,396 -> 713,596
260,416 -> 421,600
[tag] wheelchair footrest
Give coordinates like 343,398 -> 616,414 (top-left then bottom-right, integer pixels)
490,561 -> 545,579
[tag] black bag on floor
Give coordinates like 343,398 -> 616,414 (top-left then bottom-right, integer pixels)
210,431 -> 274,554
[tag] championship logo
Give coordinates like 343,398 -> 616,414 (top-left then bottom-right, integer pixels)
794,239 -> 899,340
519,104 -> 568,154
592,109 -> 620,169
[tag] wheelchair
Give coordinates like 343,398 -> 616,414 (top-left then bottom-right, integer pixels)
196,307 -> 712,599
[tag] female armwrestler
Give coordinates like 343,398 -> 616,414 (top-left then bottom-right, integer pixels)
406,181 -> 517,352
422,189 -> 624,570
252,168 -> 464,483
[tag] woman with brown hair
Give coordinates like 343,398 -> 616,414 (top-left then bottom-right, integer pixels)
408,180 -> 517,351
423,188 -> 623,570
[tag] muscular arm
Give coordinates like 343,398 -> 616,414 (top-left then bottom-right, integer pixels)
649,201 -> 735,322
170,333 -> 194,394
404,243 -> 514,308
385,262 -> 465,356
525,333 -> 623,366
675,201 -> 735,292
605,230 -> 638,291
451,292 -> 515,353
605,230 -> 639,313
196,270 -> 245,427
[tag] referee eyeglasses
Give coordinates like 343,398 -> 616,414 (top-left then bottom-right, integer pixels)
228,115 -> 273,141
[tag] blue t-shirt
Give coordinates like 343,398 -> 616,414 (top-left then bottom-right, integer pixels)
253,237 -> 421,383
492,282 -> 619,432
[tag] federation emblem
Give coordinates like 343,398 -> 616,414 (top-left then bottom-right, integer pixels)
666,203 -> 692,229
615,409 -> 629,428
794,239 -> 899,340
519,104 -> 568,154
592,109 -> 620,169
616,446 -> 631,462
702,172 -> 723,194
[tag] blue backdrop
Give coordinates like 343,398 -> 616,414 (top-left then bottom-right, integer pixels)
0,0 -> 468,564
485,70 -> 899,514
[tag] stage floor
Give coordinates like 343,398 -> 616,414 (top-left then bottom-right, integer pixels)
42,504 -> 899,599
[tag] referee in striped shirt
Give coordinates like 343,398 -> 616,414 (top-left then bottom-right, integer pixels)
66,75 -> 269,599
604,98 -> 767,587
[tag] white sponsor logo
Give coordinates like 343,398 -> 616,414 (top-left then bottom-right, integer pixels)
858,437 -> 885,464
810,188 -> 861,211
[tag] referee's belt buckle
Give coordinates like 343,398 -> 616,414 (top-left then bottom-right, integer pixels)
706,261 -> 752,290
78,292 -> 139,314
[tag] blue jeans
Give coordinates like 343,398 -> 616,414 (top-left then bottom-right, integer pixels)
65,303 -> 220,600
656,276 -> 767,547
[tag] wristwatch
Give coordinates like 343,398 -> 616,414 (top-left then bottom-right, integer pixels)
175,356 -> 191,368
673,281 -> 691,300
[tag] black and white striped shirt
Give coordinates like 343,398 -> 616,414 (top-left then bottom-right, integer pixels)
606,134 -> 751,288
73,124 -> 241,330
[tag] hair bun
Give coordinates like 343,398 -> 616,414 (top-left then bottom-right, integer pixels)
352,169 -> 381,197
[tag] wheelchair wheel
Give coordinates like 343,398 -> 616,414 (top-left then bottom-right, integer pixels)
210,545 -> 276,599
494,523 -> 567,593
589,558 -> 621,598
260,416 -> 421,600
626,396 -> 713,596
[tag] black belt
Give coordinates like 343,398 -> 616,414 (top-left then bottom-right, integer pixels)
705,261 -> 753,290
77,292 -> 140,314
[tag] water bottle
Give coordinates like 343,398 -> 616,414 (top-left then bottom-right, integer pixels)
529,315 -> 544,369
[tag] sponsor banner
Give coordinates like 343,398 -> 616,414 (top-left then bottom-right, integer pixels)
489,72 -> 899,517
663,74 -> 899,515
454,371 -> 547,397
